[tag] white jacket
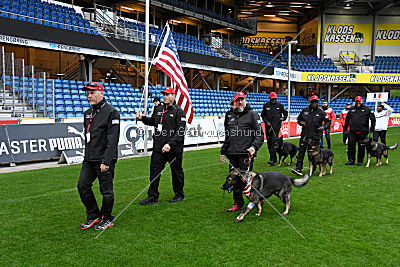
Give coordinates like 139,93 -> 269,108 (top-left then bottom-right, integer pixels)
375,103 -> 393,131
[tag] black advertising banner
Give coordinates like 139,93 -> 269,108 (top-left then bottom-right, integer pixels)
0,123 -> 85,164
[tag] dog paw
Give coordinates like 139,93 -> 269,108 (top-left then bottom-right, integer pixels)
319,174 -> 323,177
281,212 -> 288,216
253,213 -> 261,217
234,219 -> 242,223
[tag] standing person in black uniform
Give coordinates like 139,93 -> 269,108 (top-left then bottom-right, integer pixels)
77,82 -> 120,230
292,95 -> 331,176
344,96 -> 376,166
136,87 -> 186,204
220,92 -> 264,212
261,91 -> 288,165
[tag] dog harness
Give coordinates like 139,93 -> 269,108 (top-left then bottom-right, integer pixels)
243,176 -> 252,197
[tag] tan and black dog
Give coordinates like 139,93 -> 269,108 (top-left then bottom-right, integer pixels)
221,170 -> 310,223
362,137 -> 398,167
307,139 -> 334,177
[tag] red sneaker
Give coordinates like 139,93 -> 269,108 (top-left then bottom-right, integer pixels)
227,204 -> 243,212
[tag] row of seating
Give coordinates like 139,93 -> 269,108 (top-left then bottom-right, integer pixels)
363,56 -> 400,73
281,54 -> 339,73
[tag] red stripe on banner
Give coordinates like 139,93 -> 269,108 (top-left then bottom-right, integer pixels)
158,58 -> 188,91
161,50 -> 187,85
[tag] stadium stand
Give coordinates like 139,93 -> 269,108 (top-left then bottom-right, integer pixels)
9,75 -> 400,121
281,54 -> 338,72
362,56 -> 400,73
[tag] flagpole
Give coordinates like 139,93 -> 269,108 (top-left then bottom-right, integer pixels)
148,23 -> 168,74
144,0 -> 150,155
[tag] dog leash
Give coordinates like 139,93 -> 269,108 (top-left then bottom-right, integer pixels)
244,153 -> 254,171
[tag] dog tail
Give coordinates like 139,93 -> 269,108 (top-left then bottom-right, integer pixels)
388,143 -> 398,150
291,173 -> 310,187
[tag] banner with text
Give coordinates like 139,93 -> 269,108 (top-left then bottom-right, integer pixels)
301,72 -> 400,84
324,23 -> 372,45
241,32 -> 296,48
376,24 -> 400,45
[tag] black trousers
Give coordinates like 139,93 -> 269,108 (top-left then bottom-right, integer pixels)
295,136 -> 319,171
77,161 -> 116,220
373,130 -> 387,145
266,126 -> 280,162
347,132 -> 368,163
148,151 -> 184,199
228,154 -> 254,207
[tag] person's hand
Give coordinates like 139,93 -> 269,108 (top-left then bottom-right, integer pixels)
220,155 -> 225,162
100,164 -> 109,173
280,118 -> 285,121
136,110 -> 143,120
318,126 -> 324,131
300,121 -> 306,126
247,147 -> 256,156
162,144 -> 171,153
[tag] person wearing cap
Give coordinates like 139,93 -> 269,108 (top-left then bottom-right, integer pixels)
320,100 -> 335,149
220,92 -> 264,212
77,82 -> 120,230
136,87 -> 186,204
373,102 -> 393,145
343,96 -> 376,166
261,91 -> 288,165
292,95 -> 331,176
150,96 -> 161,116
340,103 -> 352,145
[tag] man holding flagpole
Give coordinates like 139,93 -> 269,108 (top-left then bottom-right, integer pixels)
136,22 -> 193,204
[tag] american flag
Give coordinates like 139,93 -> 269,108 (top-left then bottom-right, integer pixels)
154,23 -> 193,123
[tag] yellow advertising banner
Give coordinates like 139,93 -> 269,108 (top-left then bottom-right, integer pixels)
300,18 -> 319,46
301,72 -> 400,84
376,24 -> 400,45
241,32 -> 296,48
340,52 -> 355,64
324,23 -> 372,45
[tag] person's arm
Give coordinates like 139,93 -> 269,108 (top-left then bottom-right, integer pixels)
322,111 -> 331,130
281,104 -> 288,121
344,111 -> 351,132
140,110 -> 156,126
166,109 -> 186,149
103,110 -> 120,166
221,112 -> 230,156
340,111 -> 345,126
250,112 -> 265,152
369,108 -> 376,132
383,103 -> 394,116
261,103 -> 268,124
297,109 -> 305,125
330,109 -> 335,128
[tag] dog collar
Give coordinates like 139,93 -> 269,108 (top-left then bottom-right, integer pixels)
243,176 -> 252,197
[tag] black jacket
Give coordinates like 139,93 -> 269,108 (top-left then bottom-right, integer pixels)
221,104 -> 264,156
261,101 -> 288,129
297,105 -> 331,139
140,103 -> 186,153
83,99 -> 120,165
344,104 -> 376,134
221,107 -> 235,155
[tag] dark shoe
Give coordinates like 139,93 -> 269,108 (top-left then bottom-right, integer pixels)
268,160 -> 276,166
345,161 -> 355,165
357,162 -> 363,166
93,218 -> 114,230
291,168 -> 303,176
80,217 -> 101,229
139,197 -> 159,205
169,195 -> 185,203
227,204 -> 243,212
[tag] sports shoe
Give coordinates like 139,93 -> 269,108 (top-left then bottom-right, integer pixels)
291,168 -> 303,176
169,195 -> 185,203
357,162 -> 363,166
93,218 -> 114,230
80,217 -> 101,229
268,160 -> 276,166
139,197 -> 159,205
227,204 -> 243,212
345,161 -> 355,165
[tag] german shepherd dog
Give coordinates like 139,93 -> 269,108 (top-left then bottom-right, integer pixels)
221,170 -> 310,223
362,137 -> 398,167
273,136 -> 299,167
307,139 -> 334,177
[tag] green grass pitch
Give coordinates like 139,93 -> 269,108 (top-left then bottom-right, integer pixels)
1,128 -> 400,265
